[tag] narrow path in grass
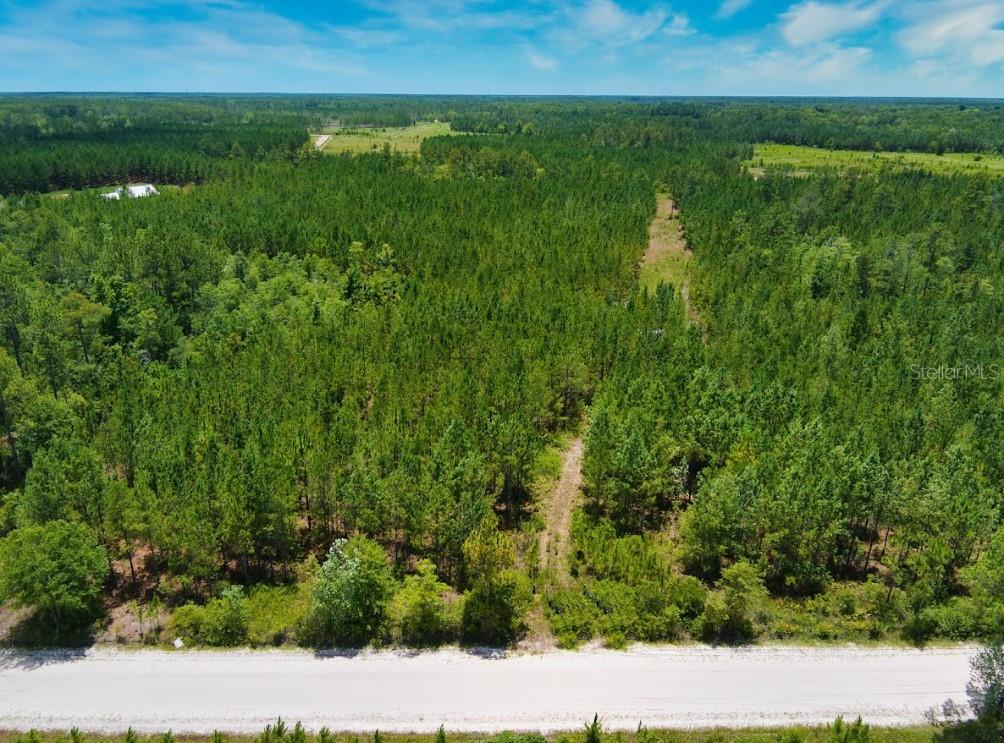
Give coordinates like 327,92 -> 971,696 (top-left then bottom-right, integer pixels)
537,436 -> 584,584
529,193 -> 701,647
311,134 -> 332,151
521,435 -> 584,651
641,194 -> 702,328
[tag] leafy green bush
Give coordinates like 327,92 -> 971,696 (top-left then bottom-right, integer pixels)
552,514 -> 708,646
460,522 -> 532,645
695,561 -> 767,642
305,537 -> 395,646
387,559 -> 454,646
168,586 -> 250,646
0,520 -> 108,634
247,583 -> 312,646
573,514 -> 674,585
169,603 -> 208,643
203,586 -> 250,646
462,569 -> 532,645
546,589 -> 599,648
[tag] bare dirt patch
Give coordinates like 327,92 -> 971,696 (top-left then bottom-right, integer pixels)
93,603 -> 167,646
0,603 -> 32,645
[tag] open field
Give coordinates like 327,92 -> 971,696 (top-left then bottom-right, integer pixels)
0,645 -> 975,734
745,143 -> 1004,177
318,121 -> 456,154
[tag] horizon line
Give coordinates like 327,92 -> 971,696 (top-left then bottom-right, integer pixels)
2,91 -> 1004,103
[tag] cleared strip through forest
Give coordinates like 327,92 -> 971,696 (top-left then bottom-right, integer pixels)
640,195 -> 701,327
0,646 -> 975,733
537,437 -> 584,582
535,193 -> 701,596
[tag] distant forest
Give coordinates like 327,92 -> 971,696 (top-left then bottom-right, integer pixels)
0,95 -> 1001,649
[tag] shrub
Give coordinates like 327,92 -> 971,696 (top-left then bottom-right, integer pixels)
546,589 -> 598,648
0,520 -> 108,633
462,569 -> 532,645
696,561 -> 767,642
667,574 -> 709,619
169,586 -> 250,646
828,716 -> 871,742
306,537 -> 395,646
203,585 -> 250,646
388,559 -> 452,646
968,643 -> 1004,723
170,603 -> 208,643
460,522 -> 532,645
247,584 -> 311,646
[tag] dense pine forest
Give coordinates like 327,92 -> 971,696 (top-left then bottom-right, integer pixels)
0,95 -> 1002,649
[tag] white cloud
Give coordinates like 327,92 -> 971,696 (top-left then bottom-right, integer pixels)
559,0 -> 670,48
898,1 -> 1004,66
805,44 -> 871,79
359,0 -> 543,34
526,46 -> 559,70
0,0 -> 368,89
327,26 -> 402,48
781,0 -> 887,46
665,12 -> 694,36
717,0 -> 753,19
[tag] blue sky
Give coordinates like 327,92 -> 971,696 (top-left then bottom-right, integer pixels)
1,0 -> 1002,96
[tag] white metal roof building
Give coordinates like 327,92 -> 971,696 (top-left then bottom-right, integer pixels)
101,184 -> 160,200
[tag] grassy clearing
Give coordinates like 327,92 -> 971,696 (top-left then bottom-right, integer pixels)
746,143 -> 1004,177
639,250 -> 690,296
319,121 -> 457,155
640,198 -> 689,294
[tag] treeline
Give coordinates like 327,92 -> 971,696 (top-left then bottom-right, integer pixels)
705,100 -> 1004,154
0,96 -> 309,144
0,127 -> 309,194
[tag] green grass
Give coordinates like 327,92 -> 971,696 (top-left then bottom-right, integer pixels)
0,724 -> 954,743
246,584 -> 312,646
319,121 -> 458,155
639,248 -> 691,295
746,143 -> 1004,177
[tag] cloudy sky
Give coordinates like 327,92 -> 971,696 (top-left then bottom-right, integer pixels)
0,0 -> 1002,96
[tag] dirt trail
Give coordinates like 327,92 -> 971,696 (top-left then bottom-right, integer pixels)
0,645 -> 976,733
642,195 -> 702,327
538,438 -> 584,583
312,134 -> 332,151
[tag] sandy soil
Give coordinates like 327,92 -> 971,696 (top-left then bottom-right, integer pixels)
0,645 -> 976,734
312,134 -> 332,151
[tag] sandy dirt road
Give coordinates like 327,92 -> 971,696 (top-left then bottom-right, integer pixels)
312,134 -> 332,151
0,645 -> 975,733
